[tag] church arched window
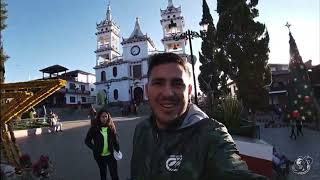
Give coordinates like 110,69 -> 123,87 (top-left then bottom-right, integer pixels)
101,71 -> 106,81
113,67 -> 117,77
114,89 -> 119,100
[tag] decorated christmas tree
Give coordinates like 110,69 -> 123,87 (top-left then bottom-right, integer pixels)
285,27 -> 316,122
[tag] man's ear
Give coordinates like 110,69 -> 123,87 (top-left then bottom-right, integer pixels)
145,83 -> 149,97
188,84 -> 192,96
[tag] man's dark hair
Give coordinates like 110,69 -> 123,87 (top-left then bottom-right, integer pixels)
147,53 -> 191,78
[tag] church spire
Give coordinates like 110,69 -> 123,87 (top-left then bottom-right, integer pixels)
129,17 -> 144,38
168,0 -> 173,7
106,1 -> 112,21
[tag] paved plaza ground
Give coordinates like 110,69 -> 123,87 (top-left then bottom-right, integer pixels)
259,124 -> 320,180
16,116 -> 320,180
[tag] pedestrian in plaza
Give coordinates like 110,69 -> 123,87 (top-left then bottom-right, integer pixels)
290,120 -> 297,140
85,109 -> 120,180
133,101 -> 138,115
48,110 -> 62,132
130,53 -> 266,180
296,120 -> 303,136
124,103 -> 130,116
120,103 -> 124,116
88,104 -> 97,126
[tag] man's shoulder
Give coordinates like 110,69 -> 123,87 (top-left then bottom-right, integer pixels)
196,118 -> 232,141
196,118 -> 228,133
135,117 -> 152,131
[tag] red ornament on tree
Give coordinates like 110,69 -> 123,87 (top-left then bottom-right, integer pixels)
304,96 -> 311,103
292,110 -> 300,118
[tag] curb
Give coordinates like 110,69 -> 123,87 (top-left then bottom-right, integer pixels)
14,121 -> 88,139
14,127 -> 52,139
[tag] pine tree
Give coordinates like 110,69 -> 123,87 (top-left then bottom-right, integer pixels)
198,0 -> 228,107
215,0 -> 271,122
1,0 -> 8,83
285,31 -> 316,122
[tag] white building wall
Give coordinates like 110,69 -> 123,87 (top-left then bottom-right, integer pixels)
142,60 -> 148,76
111,63 -> 129,78
65,93 -> 90,105
95,69 -> 102,82
141,78 -> 148,100
161,11 -> 182,20
111,32 -> 120,52
108,81 -> 130,102
95,68 -> 107,82
77,74 -> 87,83
88,74 -> 96,84
65,94 -> 78,105
89,83 -> 96,92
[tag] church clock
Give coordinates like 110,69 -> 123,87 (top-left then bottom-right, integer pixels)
131,45 -> 140,56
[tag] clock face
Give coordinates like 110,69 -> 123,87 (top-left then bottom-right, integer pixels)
131,45 -> 140,56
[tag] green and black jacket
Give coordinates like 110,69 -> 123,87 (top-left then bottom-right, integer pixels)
131,104 -> 267,180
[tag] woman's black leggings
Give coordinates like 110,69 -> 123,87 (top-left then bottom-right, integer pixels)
95,155 -> 119,180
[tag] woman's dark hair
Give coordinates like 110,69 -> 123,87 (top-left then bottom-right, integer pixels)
95,108 -> 111,127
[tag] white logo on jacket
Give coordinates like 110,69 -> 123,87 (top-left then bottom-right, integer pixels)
166,155 -> 183,172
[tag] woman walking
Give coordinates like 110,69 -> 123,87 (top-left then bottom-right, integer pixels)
85,109 -> 120,180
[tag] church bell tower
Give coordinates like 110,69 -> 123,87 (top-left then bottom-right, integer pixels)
160,0 -> 186,54
95,3 -> 120,65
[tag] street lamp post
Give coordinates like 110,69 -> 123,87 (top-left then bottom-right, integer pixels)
172,25 -> 208,106
106,82 -> 111,105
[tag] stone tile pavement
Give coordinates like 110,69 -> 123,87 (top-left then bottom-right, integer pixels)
259,123 -> 320,180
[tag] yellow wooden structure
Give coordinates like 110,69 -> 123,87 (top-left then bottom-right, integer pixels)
0,79 -> 66,169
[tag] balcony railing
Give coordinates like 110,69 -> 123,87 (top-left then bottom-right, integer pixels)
61,88 -> 90,95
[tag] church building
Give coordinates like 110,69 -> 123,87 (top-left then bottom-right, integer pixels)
94,0 -> 188,105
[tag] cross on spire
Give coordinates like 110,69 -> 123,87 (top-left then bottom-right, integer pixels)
285,22 -> 291,32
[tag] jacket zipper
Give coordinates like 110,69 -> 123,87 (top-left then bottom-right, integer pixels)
150,131 -> 160,179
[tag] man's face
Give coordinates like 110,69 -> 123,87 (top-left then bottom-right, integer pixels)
146,63 -> 192,129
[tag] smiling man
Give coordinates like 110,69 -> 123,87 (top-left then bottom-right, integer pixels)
130,53 -> 266,180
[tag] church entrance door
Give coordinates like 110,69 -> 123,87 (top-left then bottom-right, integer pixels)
133,87 -> 143,105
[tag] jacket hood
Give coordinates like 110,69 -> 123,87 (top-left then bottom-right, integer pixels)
178,104 -> 209,129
